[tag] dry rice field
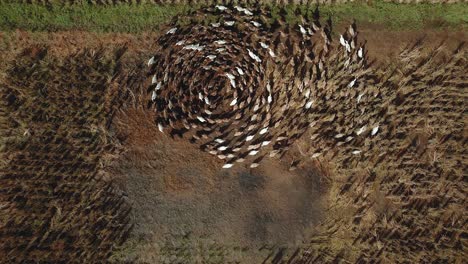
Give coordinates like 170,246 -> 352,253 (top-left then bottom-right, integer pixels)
0,2 -> 467,264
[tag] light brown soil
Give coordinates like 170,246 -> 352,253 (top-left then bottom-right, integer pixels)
1,25 -> 465,68
357,25 -> 466,64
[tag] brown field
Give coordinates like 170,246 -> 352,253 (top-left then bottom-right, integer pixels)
0,17 -> 466,264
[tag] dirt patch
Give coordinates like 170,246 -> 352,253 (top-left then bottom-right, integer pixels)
1,25 -> 465,68
109,108 -> 328,262
357,26 -> 466,64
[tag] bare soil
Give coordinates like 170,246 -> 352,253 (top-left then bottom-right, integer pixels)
109,108 -> 327,262
0,25 -> 465,68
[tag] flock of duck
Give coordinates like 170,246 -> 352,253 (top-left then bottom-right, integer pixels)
147,4 -> 378,169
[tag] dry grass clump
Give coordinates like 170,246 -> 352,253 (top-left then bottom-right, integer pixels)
0,47 -> 132,263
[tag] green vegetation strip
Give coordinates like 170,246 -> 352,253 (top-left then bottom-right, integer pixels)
0,1 -> 466,32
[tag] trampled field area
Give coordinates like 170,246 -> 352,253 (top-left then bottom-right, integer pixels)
0,1 -> 466,263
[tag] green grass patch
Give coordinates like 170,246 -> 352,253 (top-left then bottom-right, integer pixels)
318,0 -> 468,29
0,3 -> 193,32
0,1 -> 466,32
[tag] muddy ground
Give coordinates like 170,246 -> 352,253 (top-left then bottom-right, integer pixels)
109,108 -> 328,262
0,24 -> 466,263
